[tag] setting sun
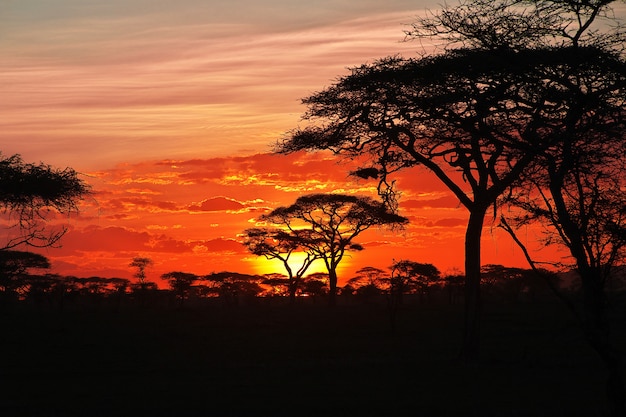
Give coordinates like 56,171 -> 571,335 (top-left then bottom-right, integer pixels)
250,251 -> 351,277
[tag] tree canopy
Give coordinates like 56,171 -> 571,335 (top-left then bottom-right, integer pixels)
0,250 -> 51,304
275,0 -> 626,362
260,193 -> 408,305
0,153 -> 90,249
242,227 -> 319,303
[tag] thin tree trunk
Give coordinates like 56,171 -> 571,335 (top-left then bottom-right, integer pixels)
460,207 -> 487,364
328,269 -> 338,307
288,281 -> 297,304
581,274 -> 626,417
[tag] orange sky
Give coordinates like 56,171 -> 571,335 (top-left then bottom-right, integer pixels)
0,0 -> 582,286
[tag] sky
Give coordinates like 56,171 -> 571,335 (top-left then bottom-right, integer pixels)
0,0 -> 585,286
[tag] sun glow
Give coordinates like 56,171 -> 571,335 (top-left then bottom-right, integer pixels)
251,251 -> 353,278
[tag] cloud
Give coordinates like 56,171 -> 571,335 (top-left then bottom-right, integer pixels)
0,2 -> 434,169
188,197 -> 245,212
425,218 -> 467,228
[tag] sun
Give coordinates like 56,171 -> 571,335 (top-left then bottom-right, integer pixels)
251,252 -> 331,277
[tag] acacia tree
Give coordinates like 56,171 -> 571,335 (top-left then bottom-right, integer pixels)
0,250 -> 50,304
261,194 -> 407,306
345,266 -> 388,297
204,271 -> 264,305
129,257 -> 156,307
129,257 -> 153,287
242,228 -> 319,303
0,153 -> 90,250
501,141 -> 626,415
161,271 -> 199,308
276,0 -> 624,362
389,260 -> 441,304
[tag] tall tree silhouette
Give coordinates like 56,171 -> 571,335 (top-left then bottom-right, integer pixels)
502,132 -> 626,415
129,257 -> 154,307
276,0 -> 624,362
0,153 -> 90,249
130,257 -> 153,288
261,194 -> 407,306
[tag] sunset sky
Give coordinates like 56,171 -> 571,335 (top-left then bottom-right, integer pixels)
1,0 -> 582,286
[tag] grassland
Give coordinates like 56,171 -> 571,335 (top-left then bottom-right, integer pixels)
1,298 -> 624,416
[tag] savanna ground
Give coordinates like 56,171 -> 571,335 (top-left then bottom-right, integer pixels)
1,295 -> 624,416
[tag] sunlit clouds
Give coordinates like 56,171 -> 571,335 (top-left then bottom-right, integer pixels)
28,150 -> 539,285
1,1 -> 438,169
1,0 -> 535,285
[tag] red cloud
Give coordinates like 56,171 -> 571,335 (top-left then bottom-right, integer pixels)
188,196 -> 245,212
426,218 -> 467,228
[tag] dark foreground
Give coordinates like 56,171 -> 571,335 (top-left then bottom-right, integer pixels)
1,300 -> 624,416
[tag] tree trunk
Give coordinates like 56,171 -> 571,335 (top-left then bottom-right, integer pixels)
580,272 -> 626,417
288,281 -> 297,304
328,269 -> 338,307
460,206 -> 487,364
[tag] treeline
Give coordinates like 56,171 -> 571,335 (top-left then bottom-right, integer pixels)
4,249 -> 622,312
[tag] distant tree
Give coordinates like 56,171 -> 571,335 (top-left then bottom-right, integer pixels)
106,277 -> 130,310
161,271 -> 199,308
480,264 -> 527,302
129,257 -> 153,289
128,257 -> 155,307
443,272 -> 465,305
0,153 -> 90,249
300,272 -> 329,300
83,276 -> 110,296
261,194 -> 407,306
205,271 -> 264,305
23,273 -> 57,308
242,228 -> 318,303
478,264 -> 557,303
389,260 -> 441,305
275,0 -> 625,362
0,250 -> 50,304
260,273 -> 291,297
346,266 -> 388,299
129,281 -> 158,293
108,278 -> 130,295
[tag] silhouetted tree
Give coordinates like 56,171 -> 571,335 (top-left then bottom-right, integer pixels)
501,130 -> 626,415
128,257 -> 155,307
388,260 -> 440,305
276,0 -> 625,362
205,271 -> 264,306
242,228 -> 318,303
346,266 -> 388,300
0,153 -> 90,249
108,278 -> 130,294
480,264 -> 527,302
443,273 -> 465,305
161,271 -> 199,308
478,264 -> 557,303
387,260 -> 440,333
261,194 -> 407,306
0,250 -> 50,305
129,257 -> 153,288
300,272 -> 329,301
260,273 -> 291,297
107,277 -> 130,310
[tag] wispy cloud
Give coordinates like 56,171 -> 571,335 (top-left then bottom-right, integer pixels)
1,3 -> 432,168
